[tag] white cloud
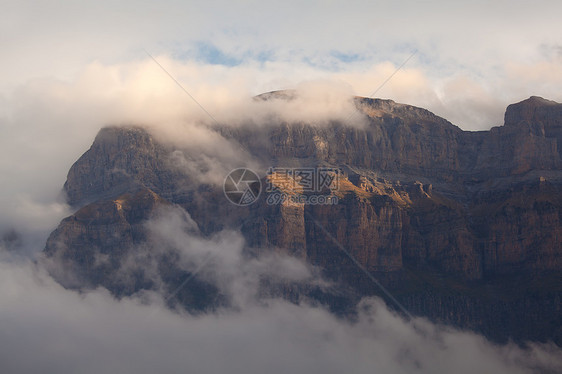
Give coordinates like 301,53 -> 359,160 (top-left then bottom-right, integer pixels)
1,2 -> 561,371
142,205 -> 318,307
2,0 -> 562,125
0,51 -> 560,247
27,202 -> 562,374
0,248 -> 561,374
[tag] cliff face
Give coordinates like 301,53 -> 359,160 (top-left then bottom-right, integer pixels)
45,188 -> 167,292
44,95 -> 562,344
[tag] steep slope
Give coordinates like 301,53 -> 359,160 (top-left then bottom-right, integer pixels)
44,95 -> 562,344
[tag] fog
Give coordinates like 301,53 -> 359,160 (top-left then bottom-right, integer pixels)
2,1 -> 562,370
0,59 -> 561,373
1,207 -> 561,374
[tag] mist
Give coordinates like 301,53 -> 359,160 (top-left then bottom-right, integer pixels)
3,54 -> 560,237
2,1 -> 562,372
1,29 -> 562,374
2,204 -> 562,374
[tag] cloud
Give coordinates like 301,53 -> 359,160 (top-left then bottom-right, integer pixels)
26,202 -> 562,374
0,57 -> 370,225
143,205 -> 319,307
1,50 -> 560,252
1,2 -> 562,371
1,245 -> 561,374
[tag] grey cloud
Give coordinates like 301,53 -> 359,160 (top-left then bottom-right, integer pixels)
0,251 -> 561,374
3,0 -> 562,125
1,1 -> 562,372
139,204 -> 318,308
2,182 -> 562,374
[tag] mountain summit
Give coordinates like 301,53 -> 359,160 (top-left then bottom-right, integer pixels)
44,95 -> 562,345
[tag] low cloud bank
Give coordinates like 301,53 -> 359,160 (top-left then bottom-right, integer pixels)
1,55 -> 562,374
1,204 -> 562,374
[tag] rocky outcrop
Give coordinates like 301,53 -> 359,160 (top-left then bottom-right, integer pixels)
44,95 -> 562,344
44,188 -> 169,289
63,126 -> 196,207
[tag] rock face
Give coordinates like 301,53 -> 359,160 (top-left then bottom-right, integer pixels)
44,95 -> 562,345
45,188 -> 166,291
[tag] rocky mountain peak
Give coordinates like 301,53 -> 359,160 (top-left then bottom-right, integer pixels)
504,96 -> 561,126
253,89 -> 298,102
45,95 -> 562,345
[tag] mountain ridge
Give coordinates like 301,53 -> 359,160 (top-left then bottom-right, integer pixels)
44,94 -> 562,345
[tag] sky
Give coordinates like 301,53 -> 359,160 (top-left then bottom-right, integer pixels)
1,1 -> 562,373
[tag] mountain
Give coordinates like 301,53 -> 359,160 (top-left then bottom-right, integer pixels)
44,95 -> 562,344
